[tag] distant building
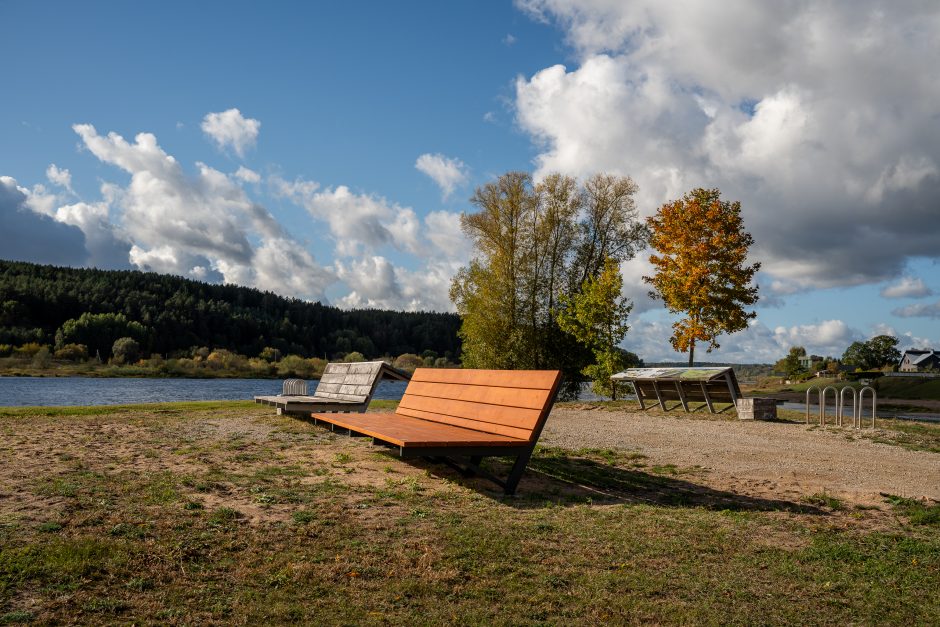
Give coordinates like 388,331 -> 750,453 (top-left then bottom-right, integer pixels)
899,349 -> 940,372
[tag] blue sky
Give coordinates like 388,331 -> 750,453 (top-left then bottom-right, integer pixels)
2,1 -> 939,363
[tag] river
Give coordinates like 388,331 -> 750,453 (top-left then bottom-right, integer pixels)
0,376 -> 410,407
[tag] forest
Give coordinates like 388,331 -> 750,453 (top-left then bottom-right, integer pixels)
0,260 -> 461,360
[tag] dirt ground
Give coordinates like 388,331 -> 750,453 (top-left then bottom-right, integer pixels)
1,404 -> 937,532
542,407 -> 940,506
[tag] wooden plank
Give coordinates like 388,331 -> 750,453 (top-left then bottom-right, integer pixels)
402,381 -> 551,410
410,368 -> 559,390
396,394 -> 543,429
700,382 -> 715,413
311,411 -> 528,447
392,406 -> 533,440
323,363 -> 353,375
674,381 -> 689,411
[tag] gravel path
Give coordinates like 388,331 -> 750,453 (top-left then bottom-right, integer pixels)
541,408 -> 940,505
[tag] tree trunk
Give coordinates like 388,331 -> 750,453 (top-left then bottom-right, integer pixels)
688,340 -> 695,367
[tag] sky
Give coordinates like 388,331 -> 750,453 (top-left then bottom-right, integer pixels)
1,0 -> 939,363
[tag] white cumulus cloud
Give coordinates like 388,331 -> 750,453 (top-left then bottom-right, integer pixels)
72,123 -> 332,300
201,108 -> 261,158
514,1 -> 940,293
415,153 -> 469,200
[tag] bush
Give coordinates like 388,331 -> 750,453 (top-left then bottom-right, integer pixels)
393,353 -> 424,371
342,351 -> 366,363
0,344 -> 11,357
31,346 -> 52,369
206,349 -> 247,371
55,343 -> 88,361
112,337 -> 141,365
13,342 -> 44,357
258,346 -> 279,362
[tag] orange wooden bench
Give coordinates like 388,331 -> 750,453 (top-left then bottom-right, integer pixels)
311,368 -> 562,495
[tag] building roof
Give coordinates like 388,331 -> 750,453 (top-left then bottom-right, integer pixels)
901,349 -> 939,365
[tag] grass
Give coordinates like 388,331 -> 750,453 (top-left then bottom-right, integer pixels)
0,402 -> 938,624
874,376 -> 940,400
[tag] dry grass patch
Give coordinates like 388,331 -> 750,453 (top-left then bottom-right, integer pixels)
0,402 -> 938,624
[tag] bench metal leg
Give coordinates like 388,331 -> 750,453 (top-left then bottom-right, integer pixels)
503,449 -> 535,496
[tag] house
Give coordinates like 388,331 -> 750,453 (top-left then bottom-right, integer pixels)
898,349 -> 940,372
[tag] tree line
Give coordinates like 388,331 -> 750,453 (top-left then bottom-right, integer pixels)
0,260 -> 461,360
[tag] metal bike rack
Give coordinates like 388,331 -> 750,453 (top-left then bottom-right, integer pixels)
838,386 -> 857,428
805,386 -> 820,424
858,386 -> 877,429
820,386 -> 838,426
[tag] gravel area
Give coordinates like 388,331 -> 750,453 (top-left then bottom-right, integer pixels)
541,408 -> 940,505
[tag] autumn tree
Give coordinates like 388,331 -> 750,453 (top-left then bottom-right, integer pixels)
643,188 -> 760,366
557,257 -> 633,398
451,171 -> 646,397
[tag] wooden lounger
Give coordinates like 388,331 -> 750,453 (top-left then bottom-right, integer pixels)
311,368 -> 562,495
254,361 -> 409,415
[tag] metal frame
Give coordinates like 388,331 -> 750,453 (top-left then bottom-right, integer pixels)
838,386 -> 857,427
858,386 -> 877,429
820,386 -> 838,426
805,386 -> 820,424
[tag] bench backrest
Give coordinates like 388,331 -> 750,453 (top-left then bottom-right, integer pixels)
313,361 -> 390,403
395,368 -> 562,442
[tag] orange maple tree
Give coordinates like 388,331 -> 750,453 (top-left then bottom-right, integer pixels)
643,188 -> 760,365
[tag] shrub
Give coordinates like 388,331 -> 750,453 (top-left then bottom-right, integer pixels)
32,346 -> 52,369
112,337 -> 141,365
13,342 -> 44,357
0,344 -> 12,357
55,343 -> 88,361
393,353 -> 424,371
342,351 -> 366,363
258,347 -> 279,362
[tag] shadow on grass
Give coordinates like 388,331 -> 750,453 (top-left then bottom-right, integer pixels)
403,450 -> 825,515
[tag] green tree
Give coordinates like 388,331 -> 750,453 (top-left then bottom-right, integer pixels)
56,312 -> 148,359
557,257 -> 633,398
451,171 -> 646,396
111,337 -> 141,365
842,335 -> 900,370
774,346 -> 807,377
644,188 -> 761,365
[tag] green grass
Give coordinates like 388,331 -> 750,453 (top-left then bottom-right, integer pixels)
1,402 -> 938,624
874,377 -> 940,400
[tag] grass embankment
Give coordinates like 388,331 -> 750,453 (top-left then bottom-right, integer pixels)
0,402 -> 938,624
874,376 -> 940,401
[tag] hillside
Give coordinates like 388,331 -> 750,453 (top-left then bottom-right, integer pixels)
0,260 -> 461,360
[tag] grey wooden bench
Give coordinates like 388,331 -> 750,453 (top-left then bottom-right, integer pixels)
254,361 -> 409,415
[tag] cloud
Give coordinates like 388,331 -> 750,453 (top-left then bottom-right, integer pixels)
623,315 -> 860,363
335,255 -> 460,312
72,123 -> 332,300
0,176 -> 88,266
880,276 -> 933,299
274,174 -> 470,310
892,301 -> 940,320
201,108 -> 261,158
46,164 -> 73,193
53,200 -> 133,269
234,166 -> 261,184
503,33 -> 517,46
415,153 -> 469,200
514,1 -> 940,292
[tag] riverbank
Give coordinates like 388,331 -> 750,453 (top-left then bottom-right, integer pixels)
0,401 -> 936,623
